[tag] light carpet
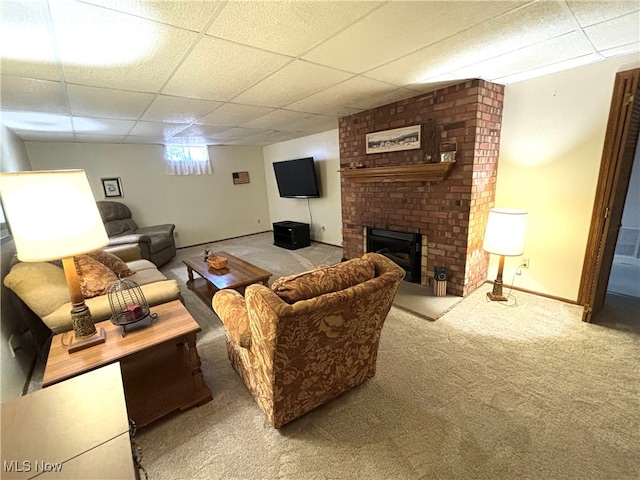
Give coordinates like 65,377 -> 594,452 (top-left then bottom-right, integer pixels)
133,233 -> 639,480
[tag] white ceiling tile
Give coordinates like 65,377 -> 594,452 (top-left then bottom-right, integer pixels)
256,131 -> 303,143
405,79 -> 462,93
1,111 -> 73,133
286,76 -> 400,115
567,1 -> 639,27
80,0 -> 224,32
74,134 -> 126,143
263,131 -> 307,143
197,103 -> 275,126
293,115 -> 339,134
73,117 -> 136,136
67,85 -> 155,120
0,76 -> 68,113
162,36 -> 291,101
171,124 -> 231,138
600,42 -> 640,58
128,120 -> 191,137
367,0 -> 580,85
584,12 -> 640,52
142,95 -> 223,123
15,131 -> 76,142
0,0 -> 60,81
346,87 -> 420,110
241,131 -> 304,146
122,135 -> 165,145
243,109 -> 323,130
303,1 -> 527,74
494,53 -> 603,84
210,127 -> 272,140
168,133 -> 219,145
232,61 -> 353,108
207,1 -> 382,57
48,1 -> 199,92
223,137 -> 262,146
452,31 -> 595,81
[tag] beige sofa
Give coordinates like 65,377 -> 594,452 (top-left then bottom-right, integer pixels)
212,253 -> 404,428
4,245 -> 182,350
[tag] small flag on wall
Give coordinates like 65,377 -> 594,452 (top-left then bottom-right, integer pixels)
232,171 -> 250,184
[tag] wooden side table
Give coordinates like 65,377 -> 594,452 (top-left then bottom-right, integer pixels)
43,300 -> 213,429
1,363 -> 135,480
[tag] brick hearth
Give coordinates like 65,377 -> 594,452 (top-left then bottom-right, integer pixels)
339,79 -> 504,297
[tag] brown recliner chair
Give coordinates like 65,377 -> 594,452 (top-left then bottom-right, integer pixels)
212,253 -> 405,428
96,201 -> 176,267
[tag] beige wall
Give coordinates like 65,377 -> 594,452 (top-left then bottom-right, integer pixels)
263,130 -> 342,246
25,143 -> 271,248
1,125 -> 35,402
493,53 -> 640,301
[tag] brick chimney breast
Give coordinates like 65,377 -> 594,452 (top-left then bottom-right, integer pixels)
339,79 -> 504,297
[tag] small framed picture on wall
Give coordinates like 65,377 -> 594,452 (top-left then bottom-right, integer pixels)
101,177 -> 123,198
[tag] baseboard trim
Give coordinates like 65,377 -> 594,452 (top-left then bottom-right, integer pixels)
178,231 -> 343,251
177,231 -> 272,250
309,239 -> 343,248
485,280 -> 577,305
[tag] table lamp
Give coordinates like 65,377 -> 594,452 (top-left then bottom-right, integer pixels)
0,170 -> 109,351
482,208 -> 528,302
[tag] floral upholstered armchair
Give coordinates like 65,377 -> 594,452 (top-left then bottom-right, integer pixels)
212,253 -> 405,428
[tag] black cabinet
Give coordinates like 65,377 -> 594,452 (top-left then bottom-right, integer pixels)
273,221 -> 310,250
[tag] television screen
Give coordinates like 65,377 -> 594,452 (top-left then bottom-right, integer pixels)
272,157 -> 320,198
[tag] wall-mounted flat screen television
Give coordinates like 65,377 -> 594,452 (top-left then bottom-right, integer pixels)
272,157 -> 320,198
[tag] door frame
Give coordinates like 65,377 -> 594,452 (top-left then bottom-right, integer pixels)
578,68 -> 640,322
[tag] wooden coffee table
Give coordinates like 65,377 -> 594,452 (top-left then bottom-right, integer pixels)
43,300 -> 212,429
183,251 -> 272,307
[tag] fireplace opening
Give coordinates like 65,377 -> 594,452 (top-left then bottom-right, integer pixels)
366,227 -> 421,283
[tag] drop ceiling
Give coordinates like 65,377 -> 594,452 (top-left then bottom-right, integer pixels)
1,0 -> 638,146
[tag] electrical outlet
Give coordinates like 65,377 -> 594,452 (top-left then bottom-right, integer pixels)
174,231 -> 179,238
522,257 -> 530,269
257,218 -> 261,224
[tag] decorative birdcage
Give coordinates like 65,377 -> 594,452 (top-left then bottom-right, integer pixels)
106,278 -> 157,336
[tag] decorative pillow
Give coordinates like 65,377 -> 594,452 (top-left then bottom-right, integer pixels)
74,255 -> 118,298
4,262 -> 69,319
271,257 -> 375,304
87,250 -> 135,278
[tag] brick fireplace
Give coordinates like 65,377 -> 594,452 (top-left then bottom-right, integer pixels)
366,227 -> 422,283
339,79 -> 504,297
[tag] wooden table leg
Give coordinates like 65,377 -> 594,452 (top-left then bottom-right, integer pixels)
187,266 -> 194,283
185,333 -> 212,407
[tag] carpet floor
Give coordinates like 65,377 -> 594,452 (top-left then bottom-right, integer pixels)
130,233 -> 639,480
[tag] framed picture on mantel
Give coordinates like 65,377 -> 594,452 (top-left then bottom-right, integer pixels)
366,125 -> 421,154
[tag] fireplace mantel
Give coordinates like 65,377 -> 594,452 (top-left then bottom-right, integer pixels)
339,162 -> 455,183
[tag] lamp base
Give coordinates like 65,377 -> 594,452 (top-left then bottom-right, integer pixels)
486,292 -> 508,302
488,257 -> 508,302
72,304 -> 97,338
68,327 -> 106,354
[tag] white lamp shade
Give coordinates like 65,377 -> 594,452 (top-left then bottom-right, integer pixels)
482,208 -> 527,256
0,170 -> 108,261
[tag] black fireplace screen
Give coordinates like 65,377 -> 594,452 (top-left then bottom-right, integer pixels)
366,227 -> 421,283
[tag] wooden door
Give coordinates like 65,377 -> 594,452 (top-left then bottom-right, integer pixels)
578,68 -> 640,322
